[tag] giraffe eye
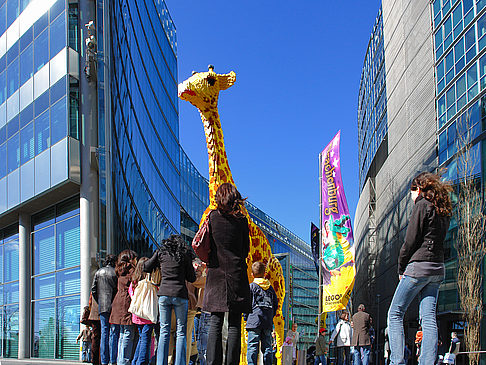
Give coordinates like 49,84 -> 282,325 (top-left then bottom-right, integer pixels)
207,76 -> 216,86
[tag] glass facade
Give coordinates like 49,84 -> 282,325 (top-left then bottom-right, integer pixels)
110,0 -> 180,256
31,196 -> 80,360
433,0 -> 486,319
357,7 -> 387,192
0,224 -> 19,358
0,0 -> 78,214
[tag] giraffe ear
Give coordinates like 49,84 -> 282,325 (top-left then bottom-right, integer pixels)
219,71 -> 236,90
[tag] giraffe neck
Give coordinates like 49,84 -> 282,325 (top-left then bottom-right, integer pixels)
199,107 -> 235,206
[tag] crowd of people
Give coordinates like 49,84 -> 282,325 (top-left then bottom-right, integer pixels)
80,183 -> 280,365
80,171 -> 459,365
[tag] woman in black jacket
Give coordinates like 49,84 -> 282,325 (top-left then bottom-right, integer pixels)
204,183 -> 251,365
144,234 -> 196,365
387,172 -> 452,365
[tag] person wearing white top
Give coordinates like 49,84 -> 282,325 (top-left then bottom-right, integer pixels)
329,312 -> 352,365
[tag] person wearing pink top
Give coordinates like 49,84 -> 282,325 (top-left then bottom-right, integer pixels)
129,257 -> 156,365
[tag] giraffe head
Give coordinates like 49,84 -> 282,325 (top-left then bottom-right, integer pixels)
178,65 -> 236,110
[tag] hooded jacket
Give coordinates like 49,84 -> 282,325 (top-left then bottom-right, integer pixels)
245,278 -> 278,330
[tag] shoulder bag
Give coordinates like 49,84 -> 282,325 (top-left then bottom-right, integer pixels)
192,212 -> 212,263
128,274 -> 158,323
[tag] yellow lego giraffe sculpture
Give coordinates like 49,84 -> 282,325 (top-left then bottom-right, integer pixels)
179,66 -> 286,364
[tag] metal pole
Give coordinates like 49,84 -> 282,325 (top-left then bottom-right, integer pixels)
318,152 -> 323,330
376,293 -> 381,364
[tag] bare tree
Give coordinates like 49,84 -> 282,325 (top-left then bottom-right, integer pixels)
455,114 -> 486,365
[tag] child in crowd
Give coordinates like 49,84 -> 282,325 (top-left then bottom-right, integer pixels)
77,324 -> 93,363
245,261 -> 279,365
315,328 -> 328,365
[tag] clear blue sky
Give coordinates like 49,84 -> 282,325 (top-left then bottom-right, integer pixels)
166,1 -> 381,242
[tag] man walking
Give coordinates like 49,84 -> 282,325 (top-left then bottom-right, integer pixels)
351,304 -> 372,365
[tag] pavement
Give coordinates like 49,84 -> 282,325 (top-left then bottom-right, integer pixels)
0,360 -> 83,365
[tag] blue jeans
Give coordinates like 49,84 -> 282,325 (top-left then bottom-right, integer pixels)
99,313 -> 110,364
132,324 -> 154,365
315,355 -> 327,365
388,274 -> 443,365
117,325 -> 135,365
157,296 -> 189,365
336,346 -> 351,365
247,328 -> 273,365
111,323 -> 121,364
197,312 -> 210,365
353,345 -> 371,365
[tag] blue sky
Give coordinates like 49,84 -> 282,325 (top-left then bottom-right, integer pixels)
166,1 -> 382,242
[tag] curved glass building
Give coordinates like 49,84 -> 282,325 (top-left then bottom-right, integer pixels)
355,0 -> 486,357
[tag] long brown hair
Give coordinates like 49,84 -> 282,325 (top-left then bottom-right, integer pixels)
411,172 -> 453,216
131,257 -> 148,288
115,249 -> 138,276
215,183 -> 246,216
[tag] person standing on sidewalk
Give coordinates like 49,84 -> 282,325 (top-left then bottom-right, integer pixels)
387,172 -> 452,365
315,328 -> 328,365
329,311 -> 352,365
351,304 -> 372,365
245,261 -> 279,365
144,234 -> 196,365
203,183 -> 252,365
91,254 -> 118,365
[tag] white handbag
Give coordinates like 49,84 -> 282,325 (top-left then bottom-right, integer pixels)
128,275 -> 158,323
443,352 -> 456,364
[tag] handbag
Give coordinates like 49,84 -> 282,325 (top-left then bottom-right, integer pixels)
128,274 -> 158,323
443,352 -> 456,364
192,212 -> 212,263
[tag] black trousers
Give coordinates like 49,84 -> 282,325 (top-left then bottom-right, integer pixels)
207,311 -> 242,365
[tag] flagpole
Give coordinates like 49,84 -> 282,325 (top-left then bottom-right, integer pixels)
318,151 -> 323,330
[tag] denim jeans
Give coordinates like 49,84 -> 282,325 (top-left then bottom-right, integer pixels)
388,274 -> 443,365
99,313 -> 110,364
247,328 -> 273,365
197,312 -> 210,365
117,325 -> 135,365
132,324 -> 153,365
353,345 -> 371,365
110,324 -> 121,364
157,296 -> 189,365
336,346 -> 351,365
314,354 -> 327,365
207,311 -> 242,365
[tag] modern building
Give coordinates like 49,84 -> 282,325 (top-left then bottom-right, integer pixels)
0,0 -> 317,360
355,0 -> 486,359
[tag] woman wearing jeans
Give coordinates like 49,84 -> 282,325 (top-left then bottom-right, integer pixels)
144,235 -> 196,365
110,250 -> 138,365
203,183 -> 252,365
387,172 -> 452,365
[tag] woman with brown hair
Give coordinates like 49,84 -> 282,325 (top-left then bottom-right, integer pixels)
109,249 -> 138,365
204,183 -> 252,365
387,172 -> 452,365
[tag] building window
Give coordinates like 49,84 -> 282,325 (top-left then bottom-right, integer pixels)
31,196 -> 80,360
0,224 -> 20,358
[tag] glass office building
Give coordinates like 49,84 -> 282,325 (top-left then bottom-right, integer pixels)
0,0 -> 318,359
357,7 -> 387,193
355,0 -> 486,357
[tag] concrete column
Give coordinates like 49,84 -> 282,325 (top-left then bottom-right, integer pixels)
18,213 -> 31,359
79,0 -> 99,313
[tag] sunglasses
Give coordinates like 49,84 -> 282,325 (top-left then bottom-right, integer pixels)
411,187 -> 418,191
